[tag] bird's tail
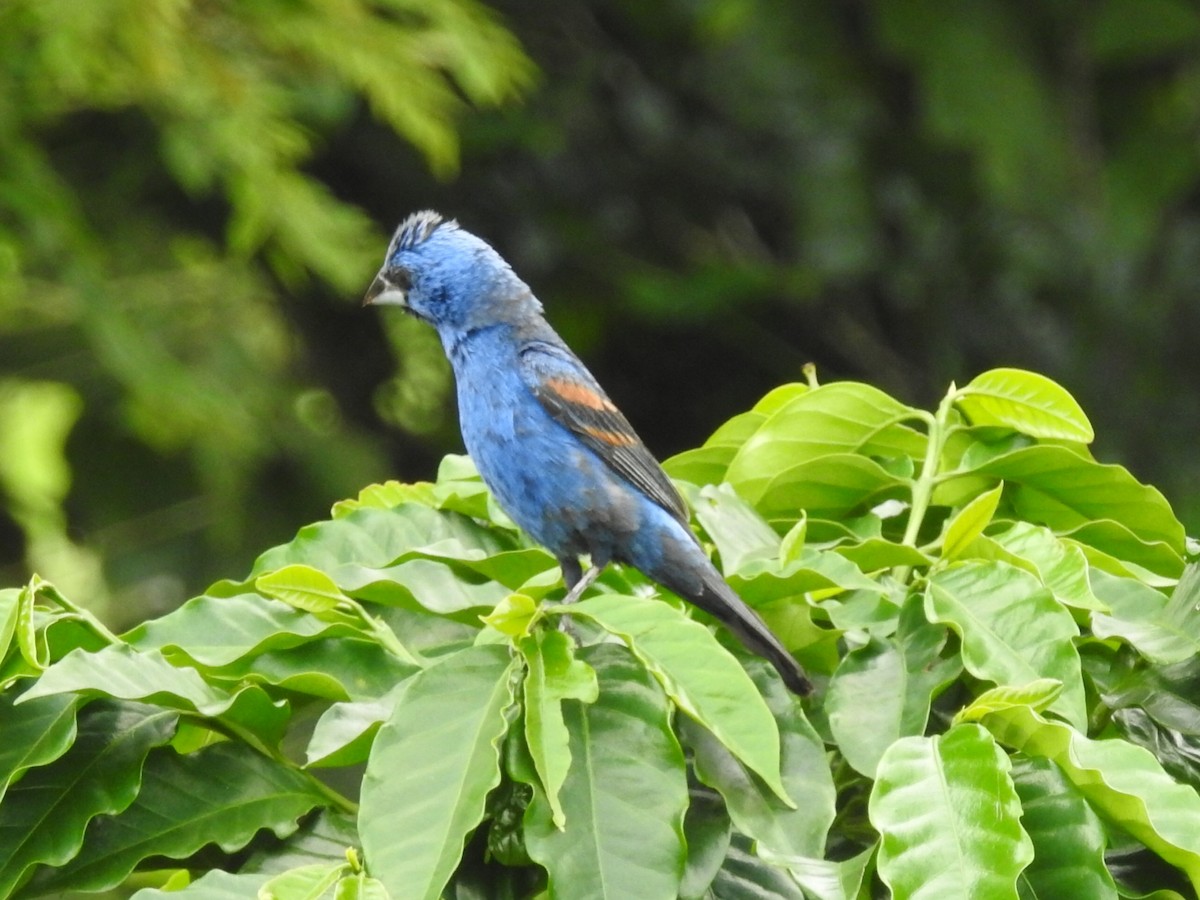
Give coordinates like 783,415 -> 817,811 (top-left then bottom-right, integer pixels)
666,564 -> 814,696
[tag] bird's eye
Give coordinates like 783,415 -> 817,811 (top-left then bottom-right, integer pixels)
386,266 -> 412,291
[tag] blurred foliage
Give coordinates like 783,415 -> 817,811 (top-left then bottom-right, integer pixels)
2,0 -> 1200,622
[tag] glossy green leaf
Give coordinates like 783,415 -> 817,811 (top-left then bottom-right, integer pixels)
757,843 -> 876,900
127,593 -> 358,668
306,692 -> 398,768
251,506 -> 515,576
828,596 -> 959,777
242,809 -> 361,875
564,593 -> 790,805
955,368 -> 1094,442
706,833 -> 806,899
1061,519 -> 1183,578
481,592 -> 539,638
955,679 -> 1064,724
21,644 -> 235,714
257,862 -> 344,900
520,629 -> 598,829
984,522 -> 1106,611
1010,756 -> 1118,899
965,444 -> 1184,556
219,636 -> 416,701
332,479 -> 437,518
689,482 -> 781,571
869,724 -> 1033,899
0,589 -> 18,669
1090,569 -> 1200,665
255,564 -> 349,613
340,558 -> 512,614
729,546 -> 881,604
982,704 -> 1200,893
518,644 -> 688,900
25,741 -> 327,895
359,644 -> 515,900
0,701 -> 177,897
683,658 -> 834,858
925,561 -> 1086,729
753,453 -> 907,520
725,382 -> 926,502
679,789 -> 731,900
662,446 -> 738,487
0,691 -> 79,802
132,870 -> 272,899
940,482 -> 1003,560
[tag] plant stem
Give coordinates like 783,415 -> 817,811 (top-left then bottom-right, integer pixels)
895,384 -> 960,583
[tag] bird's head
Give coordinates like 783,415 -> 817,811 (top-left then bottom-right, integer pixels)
364,211 -> 541,333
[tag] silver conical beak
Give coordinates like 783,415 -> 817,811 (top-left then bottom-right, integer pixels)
363,272 -> 407,307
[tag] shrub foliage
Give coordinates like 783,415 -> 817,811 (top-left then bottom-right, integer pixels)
1,368 -> 1197,899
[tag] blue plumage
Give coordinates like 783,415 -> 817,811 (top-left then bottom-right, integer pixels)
365,211 -> 812,695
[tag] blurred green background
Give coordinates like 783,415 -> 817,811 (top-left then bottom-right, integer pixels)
2,0 -> 1198,628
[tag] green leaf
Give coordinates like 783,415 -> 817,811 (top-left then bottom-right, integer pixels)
964,444 -> 1185,560
1010,757 -> 1118,899
257,863 -> 344,900
251,506 -> 515,576
243,810 -> 361,876
564,593 -> 791,805
520,629 -> 598,829
332,480 -> 437,518
756,844 -> 876,900
517,643 -> 688,900
1090,570 -> 1200,665
255,564 -> 350,613
869,724 -> 1034,899
981,704 -> 1200,893
983,522 -> 1107,611
0,588 -> 18,669
359,644 -> 515,900
21,644 -> 235,714
127,593 -> 358,668
689,483 -> 781,572
26,741 -> 327,895
0,701 -> 177,897
132,870 -> 271,898
0,691 -> 79,802
706,833 -> 805,898
729,546 -> 882,604
955,368 -> 1094,442
306,692 -> 399,768
925,561 -> 1086,729
955,679 -> 1064,724
662,447 -> 738,487
725,382 -> 926,504
828,596 -> 959,777
679,789 -> 731,900
481,593 -> 539,638
753,453 -> 908,521
683,657 -> 835,858
940,482 -> 1003,560
219,636 -> 415,701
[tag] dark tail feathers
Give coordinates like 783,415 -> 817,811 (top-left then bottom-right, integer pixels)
685,569 -> 813,696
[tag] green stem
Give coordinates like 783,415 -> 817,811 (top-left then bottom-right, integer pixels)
895,385 -> 960,583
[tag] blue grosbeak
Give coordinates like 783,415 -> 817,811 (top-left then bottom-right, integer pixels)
365,211 -> 812,695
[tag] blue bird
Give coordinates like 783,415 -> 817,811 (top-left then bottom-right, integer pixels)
364,211 -> 812,695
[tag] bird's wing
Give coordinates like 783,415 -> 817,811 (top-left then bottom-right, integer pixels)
519,341 -> 690,526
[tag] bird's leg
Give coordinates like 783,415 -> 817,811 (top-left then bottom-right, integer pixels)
556,558 -> 603,635
561,562 -> 603,605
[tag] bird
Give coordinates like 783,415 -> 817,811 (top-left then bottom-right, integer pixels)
364,211 -> 812,696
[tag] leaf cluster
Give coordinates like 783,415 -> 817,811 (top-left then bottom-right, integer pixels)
0,368 -> 1198,899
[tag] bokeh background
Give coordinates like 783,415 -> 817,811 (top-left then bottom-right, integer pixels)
2,0 -> 1198,628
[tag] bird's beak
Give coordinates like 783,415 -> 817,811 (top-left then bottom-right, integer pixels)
363,272 -> 407,308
